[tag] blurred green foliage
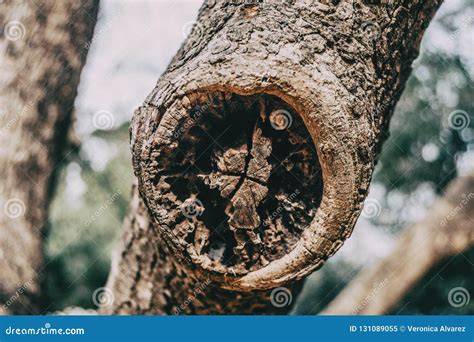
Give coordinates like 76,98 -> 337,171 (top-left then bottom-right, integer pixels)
376,53 -> 472,193
43,123 -> 133,311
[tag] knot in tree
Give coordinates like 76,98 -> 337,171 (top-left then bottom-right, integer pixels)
133,91 -> 326,290
105,0 -> 442,314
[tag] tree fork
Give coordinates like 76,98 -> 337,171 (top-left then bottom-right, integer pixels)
105,0 -> 442,314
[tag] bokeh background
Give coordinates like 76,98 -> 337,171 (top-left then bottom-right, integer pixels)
43,0 -> 473,314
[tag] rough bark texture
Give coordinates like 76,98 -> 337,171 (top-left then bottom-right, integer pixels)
106,0 -> 442,314
322,170 -> 474,315
0,0 -> 99,314
105,182 -> 302,315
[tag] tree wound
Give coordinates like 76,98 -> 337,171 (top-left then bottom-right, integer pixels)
145,92 -> 323,276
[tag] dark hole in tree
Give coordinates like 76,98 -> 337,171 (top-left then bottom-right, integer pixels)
154,92 -> 323,274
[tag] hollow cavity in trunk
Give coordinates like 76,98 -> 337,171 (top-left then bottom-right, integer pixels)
151,92 -> 323,275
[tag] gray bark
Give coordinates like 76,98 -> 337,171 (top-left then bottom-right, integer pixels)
105,0 -> 442,314
0,0 -> 99,314
322,170 -> 474,315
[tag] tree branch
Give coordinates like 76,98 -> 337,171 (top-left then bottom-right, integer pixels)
322,170 -> 474,315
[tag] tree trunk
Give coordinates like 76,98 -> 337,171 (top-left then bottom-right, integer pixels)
105,0 -> 442,314
0,0 -> 99,314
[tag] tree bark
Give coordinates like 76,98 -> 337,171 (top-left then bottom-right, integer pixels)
105,0 -> 442,314
322,170 -> 474,315
0,0 -> 99,314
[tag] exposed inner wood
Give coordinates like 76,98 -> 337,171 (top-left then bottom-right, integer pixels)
150,92 -> 323,275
